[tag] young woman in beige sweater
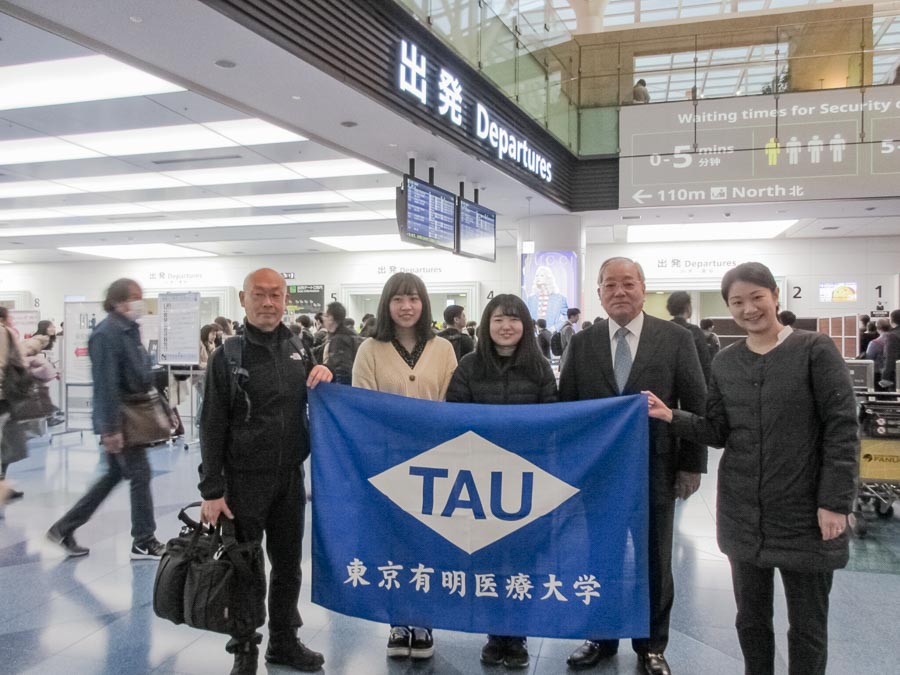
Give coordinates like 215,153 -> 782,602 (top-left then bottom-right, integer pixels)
351,272 -> 457,661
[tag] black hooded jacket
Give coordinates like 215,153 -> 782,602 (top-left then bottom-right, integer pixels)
198,321 -> 313,499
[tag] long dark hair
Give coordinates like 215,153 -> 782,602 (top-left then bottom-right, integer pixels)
475,294 -> 544,380
373,272 -> 434,343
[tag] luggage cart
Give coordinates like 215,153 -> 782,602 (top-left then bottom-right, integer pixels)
850,391 -> 900,537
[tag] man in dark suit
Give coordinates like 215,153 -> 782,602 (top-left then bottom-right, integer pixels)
560,257 -> 707,675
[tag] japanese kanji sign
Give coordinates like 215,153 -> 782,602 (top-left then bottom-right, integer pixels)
308,384 -> 650,639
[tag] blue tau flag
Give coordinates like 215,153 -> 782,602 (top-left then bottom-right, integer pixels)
308,384 -> 649,639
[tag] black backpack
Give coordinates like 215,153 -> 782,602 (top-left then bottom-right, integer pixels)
550,330 -> 564,356
222,334 -> 312,422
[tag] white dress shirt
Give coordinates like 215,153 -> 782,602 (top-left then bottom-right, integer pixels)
608,312 -> 645,370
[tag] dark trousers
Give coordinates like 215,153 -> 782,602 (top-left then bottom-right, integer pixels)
730,558 -> 833,675
53,446 -> 156,542
226,466 -> 305,646
592,499 -> 675,654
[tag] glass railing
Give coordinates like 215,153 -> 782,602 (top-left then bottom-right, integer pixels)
395,2 -> 900,158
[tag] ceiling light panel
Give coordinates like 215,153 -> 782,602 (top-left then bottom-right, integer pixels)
163,163 -> 303,186
0,180 -> 83,199
0,136 -> 103,165
337,187 -> 399,202
0,55 -> 184,111
283,159 -> 386,178
58,243 -> 216,259
0,160 -> 390,200
236,191 -> 348,207
59,173 -> 186,192
627,220 -> 797,243
204,119 -> 305,144
310,234 -> 425,251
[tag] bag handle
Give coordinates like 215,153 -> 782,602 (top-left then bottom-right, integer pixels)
215,518 -> 255,579
177,501 -> 205,530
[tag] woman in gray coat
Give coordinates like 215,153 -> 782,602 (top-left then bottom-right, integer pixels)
644,262 -> 858,675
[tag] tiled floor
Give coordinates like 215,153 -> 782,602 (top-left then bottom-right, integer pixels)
0,433 -> 898,674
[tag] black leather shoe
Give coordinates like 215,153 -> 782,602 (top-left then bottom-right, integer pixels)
566,640 -> 618,669
265,638 -> 324,672
638,652 -> 671,675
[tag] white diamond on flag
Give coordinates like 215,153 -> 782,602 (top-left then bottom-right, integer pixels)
368,431 -> 579,554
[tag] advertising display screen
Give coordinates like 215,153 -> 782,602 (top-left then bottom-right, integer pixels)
457,198 -> 496,262
397,175 -> 457,251
818,282 -> 858,303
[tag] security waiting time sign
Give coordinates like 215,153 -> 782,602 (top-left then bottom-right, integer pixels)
619,85 -> 900,207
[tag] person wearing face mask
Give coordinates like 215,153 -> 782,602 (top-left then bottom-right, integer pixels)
445,294 -> 557,669
47,278 -> 165,560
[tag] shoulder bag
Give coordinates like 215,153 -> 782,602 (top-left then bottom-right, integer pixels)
120,388 -> 172,448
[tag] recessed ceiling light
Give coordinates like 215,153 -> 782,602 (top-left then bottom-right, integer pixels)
0,260 -> 13,264
58,243 -> 216,259
627,220 -> 797,243
214,59 -> 237,69
282,158 -> 385,178
310,234 -> 425,251
865,207 -> 877,211
340,121 -> 358,128
291,95 -> 302,100
0,55 -> 182,111
129,16 -> 143,23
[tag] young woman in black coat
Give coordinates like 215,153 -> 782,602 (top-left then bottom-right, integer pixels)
445,294 -> 557,669
644,262 -> 858,675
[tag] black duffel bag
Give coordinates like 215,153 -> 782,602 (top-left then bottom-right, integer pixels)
153,502 -> 266,635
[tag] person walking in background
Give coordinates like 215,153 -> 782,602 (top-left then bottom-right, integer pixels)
667,291 -> 712,382
213,315 -> 234,347
0,310 -> 15,516
557,306 -> 580,372
321,301 -> 364,385
699,318 -> 720,359
535,318 -> 552,360
645,262 -> 858,675
561,257 -> 706,675
437,304 -> 475,362
858,320 -> 879,359
878,309 -> 900,389
866,318 -> 893,386
778,310 -> 796,327
47,278 -> 165,560
352,272 -> 457,661
295,315 -> 316,354
0,331 -> 58,499
446,294 -> 556,669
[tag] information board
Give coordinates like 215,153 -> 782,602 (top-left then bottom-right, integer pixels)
63,302 -> 104,384
158,292 -> 200,365
287,284 -> 325,314
397,176 -> 456,251
619,85 -> 900,207
457,198 -> 496,262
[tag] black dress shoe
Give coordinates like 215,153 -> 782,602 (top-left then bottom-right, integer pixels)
638,652 -> 671,675
566,640 -> 618,669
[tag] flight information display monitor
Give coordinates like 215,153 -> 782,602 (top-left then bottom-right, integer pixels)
396,175 -> 457,251
456,198 -> 496,262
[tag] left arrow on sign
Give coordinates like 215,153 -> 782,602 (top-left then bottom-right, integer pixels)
632,189 -> 652,205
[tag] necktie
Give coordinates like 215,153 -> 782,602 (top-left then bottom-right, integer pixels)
614,327 -> 632,394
